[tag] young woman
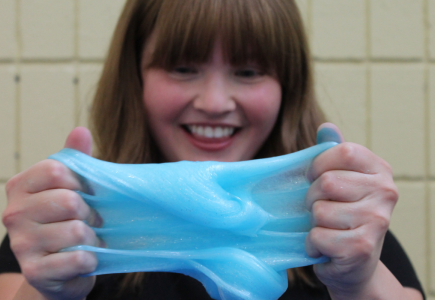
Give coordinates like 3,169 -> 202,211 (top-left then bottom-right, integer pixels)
0,0 -> 425,299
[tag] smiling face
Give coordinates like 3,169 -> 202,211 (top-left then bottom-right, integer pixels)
142,40 -> 281,162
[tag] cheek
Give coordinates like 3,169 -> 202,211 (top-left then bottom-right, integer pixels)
245,82 -> 281,128
143,71 -> 187,122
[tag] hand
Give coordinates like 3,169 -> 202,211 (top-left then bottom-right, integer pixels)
2,127 -> 102,300
305,123 -> 399,298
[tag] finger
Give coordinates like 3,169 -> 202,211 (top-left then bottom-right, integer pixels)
310,200 -> 368,230
310,198 -> 393,232
23,251 -> 97,284
64,127 -> 93,156
316,123 -> 344,144
15,160 -> 82,195
36,220 -> 100,253
305,170 -> 374,209
24,190 -> 102,227
305,227 -> 359,259
308,142 -> 392,181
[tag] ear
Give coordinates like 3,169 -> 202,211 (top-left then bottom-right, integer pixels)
316,123 -> 344,144
64,127 -> 93,156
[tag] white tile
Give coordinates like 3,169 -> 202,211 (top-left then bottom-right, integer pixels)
391,181 -> 426,289
0,65 -> 16,180
315,63 -> 367,146
21,0 -> 74,59
0,0 -> 16,59
370,0 -> 424,59
78,64 -> 103,127
371,65 -> 425,178
0,184 -> 6,238
312,0 -> 365,59
78,0 -> 126,59
20,64 -> 75,170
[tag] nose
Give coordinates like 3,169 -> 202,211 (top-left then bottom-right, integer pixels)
193,74 -> 236,115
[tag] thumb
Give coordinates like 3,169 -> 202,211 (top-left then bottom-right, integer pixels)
64,127 -> 93,156
316,122 -> 344,144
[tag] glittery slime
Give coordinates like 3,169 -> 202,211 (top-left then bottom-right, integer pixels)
48,129 -> 339,300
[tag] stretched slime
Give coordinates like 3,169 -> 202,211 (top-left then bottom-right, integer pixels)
49,129 -> 339,300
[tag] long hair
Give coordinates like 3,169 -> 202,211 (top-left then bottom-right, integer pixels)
90,0 -> 325,290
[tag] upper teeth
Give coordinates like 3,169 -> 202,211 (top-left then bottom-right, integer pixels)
188,125 -> 235,138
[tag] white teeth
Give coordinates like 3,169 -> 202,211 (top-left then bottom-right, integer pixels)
187,125 -> 236,138
204,126 -> 213,138
215,127 -> 223,138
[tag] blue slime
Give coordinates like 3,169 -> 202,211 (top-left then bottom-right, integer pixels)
48,135 -> 338,300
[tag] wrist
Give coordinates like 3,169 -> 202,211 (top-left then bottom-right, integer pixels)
327,261 -> 413,300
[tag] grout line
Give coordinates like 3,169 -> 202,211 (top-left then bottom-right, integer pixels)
366,0 -> 372,151
0,58 -> 105,64
74,0 -> 79,126
15,0 -> 22,174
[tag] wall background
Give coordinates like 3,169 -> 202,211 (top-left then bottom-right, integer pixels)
0,0 -> 434,297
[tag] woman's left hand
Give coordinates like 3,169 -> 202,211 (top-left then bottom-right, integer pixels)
305,123 -> 399,298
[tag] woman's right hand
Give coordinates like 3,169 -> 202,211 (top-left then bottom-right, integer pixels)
2,127 -> 102,300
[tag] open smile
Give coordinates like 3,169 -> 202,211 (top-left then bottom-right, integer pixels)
182,124 -> 240,151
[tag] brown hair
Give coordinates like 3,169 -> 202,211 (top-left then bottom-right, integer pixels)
91,0 -> 325,291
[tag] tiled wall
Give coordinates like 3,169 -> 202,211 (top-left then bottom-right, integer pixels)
0,0 -> 433,297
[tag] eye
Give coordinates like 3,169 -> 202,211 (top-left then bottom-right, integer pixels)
234,67 -> 264,79
172,66 -> 198,75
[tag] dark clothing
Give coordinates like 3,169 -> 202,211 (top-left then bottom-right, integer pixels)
0,231 -> 425,299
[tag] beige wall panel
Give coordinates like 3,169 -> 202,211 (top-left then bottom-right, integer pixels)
370,0 -> 423,59
429,0 -> 435,60
78,64 -> 103,127
312,0 -> 365,59
20,65 -> 75,171
78,0 -> 126,59
0,184 -> 6,238
295,0 -> 309,30
21,0 -> 74,59
0,66 -> 16,180
315,63 -> 367,146
430,67 -> 435,177
371,65 -> 424,178
390,181 -> 426,289
0,0 -> 16,59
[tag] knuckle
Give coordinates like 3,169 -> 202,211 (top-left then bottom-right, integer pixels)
10,236 -> 33,258
308,227 -> 323,243
71,251 -> 96,271
338,143 -> 358,166
21,261 -> 39,284
372,211 -> 390,231
70,220 -> 92,245
311,201 -> 326,224
318,172 -> 336,196
5,175 -> 20,198
382,183 -> 399,204
352,232 -> 376,260
61,191 -> 82,219
44,161 -> 67,185
2,205 -> 23,228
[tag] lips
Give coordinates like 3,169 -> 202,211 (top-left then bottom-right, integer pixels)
182,124 -> 239,151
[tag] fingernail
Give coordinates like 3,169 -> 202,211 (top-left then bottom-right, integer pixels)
87,209 -> 103,228
98,238 -> 107,248
316,127 -> 342,144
